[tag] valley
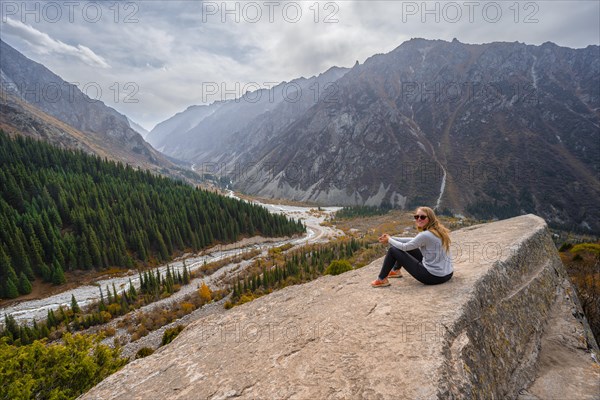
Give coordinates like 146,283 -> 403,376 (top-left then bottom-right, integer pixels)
1,2 -> 598,398
0,196 -> 343,326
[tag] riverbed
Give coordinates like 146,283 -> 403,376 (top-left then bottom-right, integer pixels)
0,196 -> 343,326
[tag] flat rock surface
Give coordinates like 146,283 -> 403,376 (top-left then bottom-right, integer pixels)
81,215 -> 599,400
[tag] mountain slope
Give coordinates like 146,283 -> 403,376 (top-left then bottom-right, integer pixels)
0,40 -> 183,177
157,39 -> 598,232
146,103 -> 224,152
127,118 -> 150,139
0,131 -> 304,298
147,66 -> 350,161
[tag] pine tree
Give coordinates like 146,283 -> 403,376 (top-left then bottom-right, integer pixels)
0,247 -> 12,279
28,235 -> 45,272
112,283 -> 119,303
136,233 -> 147,262
78,237 -> 93,270
38,263 -> 51,283
58,306 -> 68,326
3,314 -> 19,341
88,230 -> 102,267
51,262 -> 66,285
98,287 -> 107,312
120,295 -> 128,314
4,277 -> 19,299
106,285 -> 113,304
11,233 -> 32,278
40,323 -> 50,338
182,263 -> 190,284
18,272 -> 32,295
71,294 -> 81,314
155,230 -> 169,261
166,265 -> 173,285
138,271 -> 145,293
155,268 -> 161,287
128,279 -> 137,299
47,309 -> 57,328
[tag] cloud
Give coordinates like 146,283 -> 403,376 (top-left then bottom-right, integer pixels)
3,18 -> 110,68
1,0 -> 598,131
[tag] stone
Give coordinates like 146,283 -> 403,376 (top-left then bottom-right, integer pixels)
81,215 -> 599,399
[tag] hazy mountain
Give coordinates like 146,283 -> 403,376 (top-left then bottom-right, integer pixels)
127,118 -> 150,139
0,40 -> 184,176
148,66 -> 350,160
146,103 -> 224,151
154,39 -> 599,232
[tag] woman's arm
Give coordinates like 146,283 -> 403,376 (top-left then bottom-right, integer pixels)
389,236 -> 412,243
388,232 -> 426,251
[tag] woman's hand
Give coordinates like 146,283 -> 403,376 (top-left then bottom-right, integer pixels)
378,233 -> 390,244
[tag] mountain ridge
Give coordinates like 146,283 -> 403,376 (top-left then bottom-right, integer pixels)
152,38 -> 600,233
0,39 -> 188,179
146,65 -> 350,160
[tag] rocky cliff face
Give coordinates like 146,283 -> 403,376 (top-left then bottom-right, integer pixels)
152,39 -> 600,233
236,40 -> 599,233
81,215 -> 599,400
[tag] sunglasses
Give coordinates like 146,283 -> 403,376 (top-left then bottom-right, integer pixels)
413,215 -> 428,220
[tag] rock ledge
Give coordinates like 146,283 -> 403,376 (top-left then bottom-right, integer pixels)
81,215 -> 599,399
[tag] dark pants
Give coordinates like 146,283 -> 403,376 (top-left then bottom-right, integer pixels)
378,247 -> 453,285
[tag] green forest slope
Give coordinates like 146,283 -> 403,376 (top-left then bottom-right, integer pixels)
0,131 -> 304,298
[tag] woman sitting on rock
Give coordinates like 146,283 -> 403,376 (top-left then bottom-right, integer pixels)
371,206 -> 453,287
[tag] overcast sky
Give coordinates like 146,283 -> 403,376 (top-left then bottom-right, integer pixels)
1,1 -> 599,131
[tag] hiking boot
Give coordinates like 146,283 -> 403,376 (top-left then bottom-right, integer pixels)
371,278 -> 390,288
387,270 -> 403,278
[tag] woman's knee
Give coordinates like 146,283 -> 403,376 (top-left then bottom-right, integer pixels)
387,247 -> 405,257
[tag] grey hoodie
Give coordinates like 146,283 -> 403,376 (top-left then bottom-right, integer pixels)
388,230 -> 453,276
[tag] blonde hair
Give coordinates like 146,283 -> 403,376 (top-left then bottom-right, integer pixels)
416,207 -> 451,252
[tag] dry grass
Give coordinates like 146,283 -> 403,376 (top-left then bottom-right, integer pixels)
331,209 -> 482,240
560,245 -> 600,344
